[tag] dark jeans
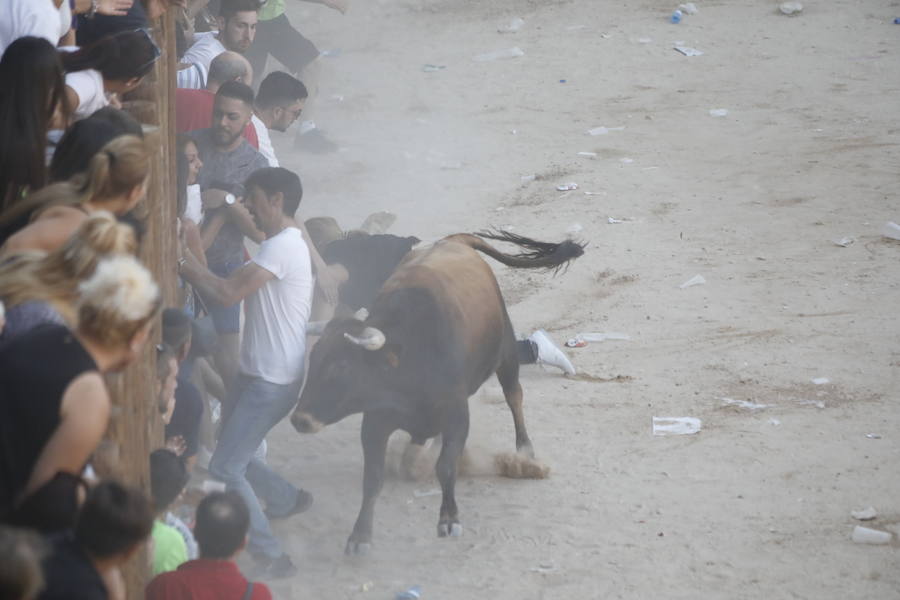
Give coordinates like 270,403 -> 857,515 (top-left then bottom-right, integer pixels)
245,13 -> 320,83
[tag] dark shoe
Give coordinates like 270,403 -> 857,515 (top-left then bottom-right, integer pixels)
265,489 -> 313,520
264,554 -> 298,579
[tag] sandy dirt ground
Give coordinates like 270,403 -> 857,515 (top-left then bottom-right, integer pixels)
242,0 -> 900,597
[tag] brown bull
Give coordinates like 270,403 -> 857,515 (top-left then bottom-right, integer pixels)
291,231 -> 584,554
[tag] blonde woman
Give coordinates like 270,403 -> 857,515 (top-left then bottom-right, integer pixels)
0,255 -> 161,533
0,211 -> 137,347
0,134 -> 151,255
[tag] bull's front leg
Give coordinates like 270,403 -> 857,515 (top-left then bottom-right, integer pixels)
346,414 -> 394,556
435,400 -> 470,538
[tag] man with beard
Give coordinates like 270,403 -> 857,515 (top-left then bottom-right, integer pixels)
178,0 -> 262,89
178,167 -> 313,579
188,81 -> 268,403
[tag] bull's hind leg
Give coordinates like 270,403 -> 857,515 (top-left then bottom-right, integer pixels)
346,415 -> 394,556
435,400 -> 469,538
496,351 -> 534,457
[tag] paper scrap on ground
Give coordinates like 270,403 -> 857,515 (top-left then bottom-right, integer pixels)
587,126 -> 625,136
851,526 -> 891,545
851,507 -> 877,521
577,151 -> 597,158
811,377 -> 830,385
413,488 -> 442,498
557,183 -> 578,191
679,274 -> 706,288
779,2 -> 803,15
498,17 -> 524,33
653,417 -> 702,436
577,332 -> 631,342
709,108 -> 729,117
882,221 -> 900,241
678,3 -> 698,14
721,397 -> 771,411
423,64 -> 446,72
832,236 -> 854,247
674,46 -> 703,57
473,47 -> 525,62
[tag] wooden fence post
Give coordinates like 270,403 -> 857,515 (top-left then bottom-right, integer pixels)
106,4 -> 178,596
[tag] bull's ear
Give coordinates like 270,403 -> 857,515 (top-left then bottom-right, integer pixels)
385,351 -> 400,369
382,343 -> 402,369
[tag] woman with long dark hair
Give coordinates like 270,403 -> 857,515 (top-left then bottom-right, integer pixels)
62,28 -> 161,120
0,37 -> 68,212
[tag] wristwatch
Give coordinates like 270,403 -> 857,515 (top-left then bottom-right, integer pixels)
224,193 -> 236,206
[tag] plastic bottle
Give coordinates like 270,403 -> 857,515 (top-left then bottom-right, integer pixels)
670,9 -> 683,23
396,586 -> 422,600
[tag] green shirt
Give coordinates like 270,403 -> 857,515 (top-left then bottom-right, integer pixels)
152,520 -> 188,576
258,0 -> 286,21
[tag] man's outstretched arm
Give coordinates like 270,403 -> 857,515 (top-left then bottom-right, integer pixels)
180,249 -> 274,307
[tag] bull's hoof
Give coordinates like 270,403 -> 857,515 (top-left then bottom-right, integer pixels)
344,539 -> 372,556
437,521 -> 463,538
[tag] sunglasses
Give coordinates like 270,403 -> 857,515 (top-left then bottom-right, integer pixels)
123,27 -> 162,73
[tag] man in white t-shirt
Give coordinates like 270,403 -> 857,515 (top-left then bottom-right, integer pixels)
179,166 -> 312,579
250,71 -> 308,167
177,0 -> 261,89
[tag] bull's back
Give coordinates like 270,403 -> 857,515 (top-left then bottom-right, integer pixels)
376,239 -> 511,385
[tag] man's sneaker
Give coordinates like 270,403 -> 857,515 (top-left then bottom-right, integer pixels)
529,330 -> 576,375
265,489 -> 313,520
265,553 -> 298,579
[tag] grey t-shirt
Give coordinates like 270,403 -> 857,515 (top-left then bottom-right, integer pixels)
189,128 -> 269,269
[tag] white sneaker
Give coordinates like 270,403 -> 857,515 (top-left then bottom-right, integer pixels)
529,330 -> 576,375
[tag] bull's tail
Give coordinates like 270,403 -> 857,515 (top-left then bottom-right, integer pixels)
450,230 -> 585,272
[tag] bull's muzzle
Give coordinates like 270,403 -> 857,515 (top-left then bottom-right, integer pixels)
291,410 -> 324,434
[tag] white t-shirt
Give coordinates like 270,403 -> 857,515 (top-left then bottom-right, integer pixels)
184,184 -> 203,224
182,32 -> 226,74
65,69 -> 108,120
251,114 -> 279,168
0,0 -> 70,53
241,227 -> 312,385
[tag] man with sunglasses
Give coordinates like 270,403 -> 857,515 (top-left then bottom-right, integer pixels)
249,71 -> 308,168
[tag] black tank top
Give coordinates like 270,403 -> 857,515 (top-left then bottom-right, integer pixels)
0,324 -> 98,520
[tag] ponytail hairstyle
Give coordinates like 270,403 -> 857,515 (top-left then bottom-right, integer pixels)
76,135 -> 152,209
0,212 -> 138,323
0,37 -> 68,212
76,254 -> 161,348
0,127 -> 150,230
61,29 -> 161,83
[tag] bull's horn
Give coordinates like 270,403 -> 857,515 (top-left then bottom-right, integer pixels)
343,327 -> 385,351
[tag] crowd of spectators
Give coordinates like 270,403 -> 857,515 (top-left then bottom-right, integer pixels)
0,0 -> 351,598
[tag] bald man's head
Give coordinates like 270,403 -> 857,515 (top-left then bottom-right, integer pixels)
207,51 -> 253,92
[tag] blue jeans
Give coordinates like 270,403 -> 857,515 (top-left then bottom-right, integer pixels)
209,374 -> 302,559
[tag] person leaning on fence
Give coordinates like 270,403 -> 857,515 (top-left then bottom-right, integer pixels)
38,481 -> 155,600
0,134 -> 151,255
145,491 -> 272,600
0,211 -> 138,349
0,255 -> 161,534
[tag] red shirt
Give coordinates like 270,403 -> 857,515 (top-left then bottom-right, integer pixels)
175,89 -> 259,148
145,559 -> 271,600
